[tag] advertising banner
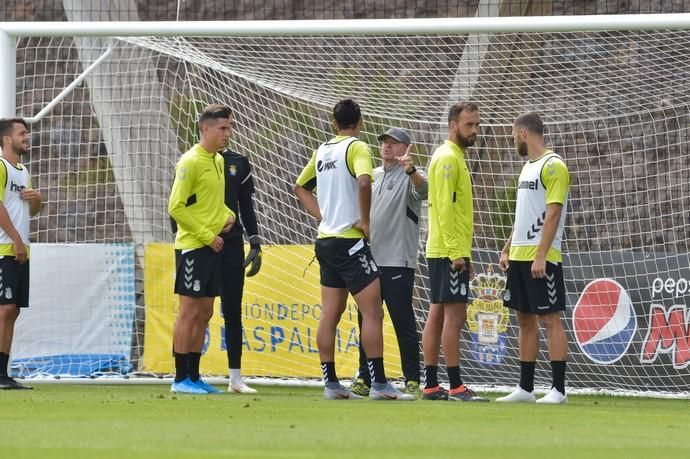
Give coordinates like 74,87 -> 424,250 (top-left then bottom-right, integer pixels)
461,250 -> 690,391
143,243 -> 402,378
563,251 -> 690,390
12,243 -> 135,376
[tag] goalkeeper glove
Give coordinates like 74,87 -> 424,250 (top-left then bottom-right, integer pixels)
243,235 -> 262,277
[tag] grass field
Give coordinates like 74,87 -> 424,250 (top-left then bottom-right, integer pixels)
1,384 -> 689,459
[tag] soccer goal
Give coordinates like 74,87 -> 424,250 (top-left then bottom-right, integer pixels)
1,14 -> 689,396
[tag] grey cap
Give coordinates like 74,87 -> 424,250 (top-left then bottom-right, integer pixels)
377,127 -> 412,145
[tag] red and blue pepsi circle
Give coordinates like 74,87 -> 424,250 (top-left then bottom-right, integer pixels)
572,278 -> 637,364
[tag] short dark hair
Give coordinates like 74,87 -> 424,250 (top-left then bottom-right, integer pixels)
333,98 -> 362,130
514,112 -> 544,136
0,118 -> 28,146
447,101 -> 479,123
198,104 -> 232,129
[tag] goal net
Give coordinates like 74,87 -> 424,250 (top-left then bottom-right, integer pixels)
5,18 -> 690,395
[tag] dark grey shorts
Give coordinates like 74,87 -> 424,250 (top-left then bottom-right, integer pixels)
315,238 -> 380,295
0,256 -> 29,308
504,260 -> 566,314
174,246 -> 222,297
428,257 -> 470,304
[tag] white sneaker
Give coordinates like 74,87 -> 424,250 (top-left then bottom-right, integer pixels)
228,382 -> 258,394
369,383 -> 416,401
536,387 -> 568,404
324,384 -> 363,400
496,386 -> 536,403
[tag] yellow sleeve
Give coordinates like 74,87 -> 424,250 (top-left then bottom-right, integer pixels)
295,150 -> 317,191
542,157 -> 570,205
168,155 -> 215,245
0,162 -> 6,202
347,140 -> 373,178
434,154 -> 462,260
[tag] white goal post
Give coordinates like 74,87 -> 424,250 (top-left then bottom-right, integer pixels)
1,14 -> 690,396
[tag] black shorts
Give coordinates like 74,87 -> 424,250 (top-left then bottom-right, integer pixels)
314,238 -> 379,295
0,256 -> 30,308
504,260 -> 566,314
174,246 -> 222,297
428,257 -> 470,304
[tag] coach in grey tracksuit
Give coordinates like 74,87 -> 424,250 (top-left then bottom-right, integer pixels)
355,127 -> 428,391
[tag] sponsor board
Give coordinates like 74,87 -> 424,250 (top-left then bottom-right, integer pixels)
12,244 -> 135,376
142,243 -> 402,378
568,252 -> 690,373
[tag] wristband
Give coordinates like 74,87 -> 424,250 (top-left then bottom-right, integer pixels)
405,166 -> 417,176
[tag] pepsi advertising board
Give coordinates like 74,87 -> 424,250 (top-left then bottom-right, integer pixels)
420,250 -> 690,392
564,251 -> 690,390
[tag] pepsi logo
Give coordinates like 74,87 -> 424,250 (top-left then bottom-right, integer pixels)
572,279 -> 637,364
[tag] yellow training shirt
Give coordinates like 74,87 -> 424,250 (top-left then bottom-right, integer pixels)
425,140 -> 473,260
168,144 -> 234,250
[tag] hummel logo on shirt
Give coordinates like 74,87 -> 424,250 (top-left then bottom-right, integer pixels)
10,181 -> 25,192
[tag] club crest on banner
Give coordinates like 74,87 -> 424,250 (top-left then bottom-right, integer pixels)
467,265 -> 509,366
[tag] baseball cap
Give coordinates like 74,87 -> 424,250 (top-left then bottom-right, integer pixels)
377,127 -> 412,145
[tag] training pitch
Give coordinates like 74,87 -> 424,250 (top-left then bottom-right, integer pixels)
1,384 -> 689,458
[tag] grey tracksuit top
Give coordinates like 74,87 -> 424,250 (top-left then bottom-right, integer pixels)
370,164 -> 428,268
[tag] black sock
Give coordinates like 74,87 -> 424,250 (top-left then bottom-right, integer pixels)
0,352 -> 8,377
519,361 -> 536,392
424,365 -> 438,389
361,368 -> 372,386
321,362 -> 338,384
174,352 -> 188,383
367,357 -> 387,384
447,366 -> 463,390
188,352 -> 201,382
551,360 -> 566,395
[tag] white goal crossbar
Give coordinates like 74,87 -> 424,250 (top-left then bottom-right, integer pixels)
2,14 -> 690,118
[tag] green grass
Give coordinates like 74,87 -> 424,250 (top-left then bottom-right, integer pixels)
1,384 -> 689,459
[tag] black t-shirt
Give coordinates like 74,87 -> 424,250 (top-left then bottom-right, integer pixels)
220,149 -> 258,240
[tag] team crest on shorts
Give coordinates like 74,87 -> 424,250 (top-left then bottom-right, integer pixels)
467,265 -> 509,366
193,280 -> 201,292
4,287 -> 12,299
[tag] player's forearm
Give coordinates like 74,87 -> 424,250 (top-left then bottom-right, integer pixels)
29,196 -> 42,216
409,170 -> 427,190
441,232 -> 462,260
437,211 -> 462,259
238,189 -> 259,237
502,229 -> 514,254
169,205 -> 216,245
357,175 -> 372,226
293,185 -> 321,222
535,205 -> 562,259
435,187 -> 462,258
0,203 -> 22,244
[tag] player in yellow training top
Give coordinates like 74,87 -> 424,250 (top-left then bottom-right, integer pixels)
0,118 -> 42,390
294,99 -> 414,401
168,104 -> 235,395
422,102 -> 488,402
497,112 -> 570,404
